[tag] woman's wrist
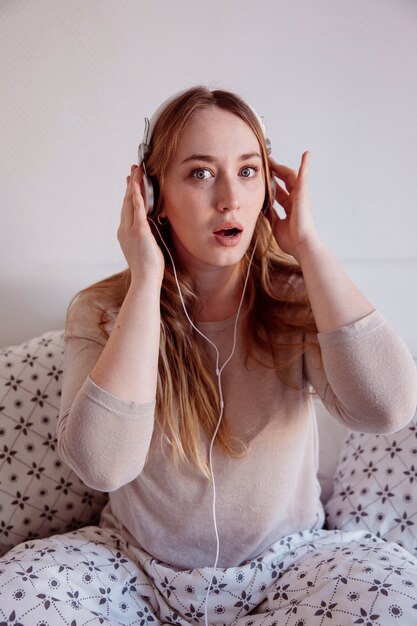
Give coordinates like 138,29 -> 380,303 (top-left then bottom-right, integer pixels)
292,234 -> 325,266
129,271 -> 164,294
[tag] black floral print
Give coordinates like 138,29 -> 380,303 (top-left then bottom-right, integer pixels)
326,404 -> 417,559
0,330 -> 107,556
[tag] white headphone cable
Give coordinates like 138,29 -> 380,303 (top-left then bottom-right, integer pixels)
148,217 -> 258,626
202,238 -> 257,626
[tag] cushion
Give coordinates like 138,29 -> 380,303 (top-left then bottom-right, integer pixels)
0,329 -> 107,556
325,402 -> 417,557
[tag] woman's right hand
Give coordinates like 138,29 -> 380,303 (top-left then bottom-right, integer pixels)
117,165 -> 165,285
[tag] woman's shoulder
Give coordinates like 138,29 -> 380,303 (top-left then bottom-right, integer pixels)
65,287 -> 120,344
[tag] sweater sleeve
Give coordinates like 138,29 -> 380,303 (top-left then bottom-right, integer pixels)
57,292 -> 156,492
304,309 -> 417,434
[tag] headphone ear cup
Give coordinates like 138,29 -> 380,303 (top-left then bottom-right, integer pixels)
142,172 -> 155,216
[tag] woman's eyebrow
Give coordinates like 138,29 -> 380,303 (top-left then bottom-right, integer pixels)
181,152 -> 262,164
239,152 -> 262,161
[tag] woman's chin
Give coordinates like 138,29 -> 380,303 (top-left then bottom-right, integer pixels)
168,231 -> 256,276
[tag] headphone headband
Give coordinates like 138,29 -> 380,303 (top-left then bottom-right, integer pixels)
138,91 -> 272,164
137,90 -> 275,216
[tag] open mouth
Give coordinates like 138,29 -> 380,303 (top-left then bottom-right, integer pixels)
212,225 -> 243,246
214,227 -> 241,237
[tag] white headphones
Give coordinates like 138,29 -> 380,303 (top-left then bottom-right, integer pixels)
138,90 -> 276,217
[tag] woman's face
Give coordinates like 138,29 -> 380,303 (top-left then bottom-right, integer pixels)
161,106 -> 266,276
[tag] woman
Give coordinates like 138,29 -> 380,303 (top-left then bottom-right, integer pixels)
1,86 -> 416,625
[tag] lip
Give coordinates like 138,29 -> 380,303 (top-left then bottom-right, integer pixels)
212,220 -> 243,234
213,231 -> 243,246
212,221 -> 244,247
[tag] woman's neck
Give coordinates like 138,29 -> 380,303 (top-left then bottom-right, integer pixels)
193,265 -> 244,323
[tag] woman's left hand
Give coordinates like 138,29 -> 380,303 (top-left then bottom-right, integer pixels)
266,151 -> 320,261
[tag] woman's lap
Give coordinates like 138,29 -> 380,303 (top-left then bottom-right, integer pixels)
1,527 -> 417,626
251,530 -> 417,625
0,525 -> 159,625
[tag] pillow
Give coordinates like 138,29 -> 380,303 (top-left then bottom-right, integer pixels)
0,329 -> 107,556
325,401 -> 417,557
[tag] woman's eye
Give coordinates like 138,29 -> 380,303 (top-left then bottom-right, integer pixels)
240,166 -> 257,178
191,168 -> 213,180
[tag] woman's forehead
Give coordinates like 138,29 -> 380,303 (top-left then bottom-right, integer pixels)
174,107 -> 260,158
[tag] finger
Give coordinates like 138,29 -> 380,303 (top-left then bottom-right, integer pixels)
130,163 -> 142,184
272,170 -> 296,195
264,203 -> 282,227
265,202 -> 290,233
293,152 -> 310,199
298,151 -> 310,181
125,163 -> 141,193
120,166 -> 140,225
269,158 -> 297,188
274,183 -> 291,211
125,164 -> 138,191
130,167 -> 147,223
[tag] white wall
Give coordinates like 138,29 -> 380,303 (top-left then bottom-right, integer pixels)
1,0 -> 416,350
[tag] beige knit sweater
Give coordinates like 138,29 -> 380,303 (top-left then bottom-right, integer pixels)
57,294 -> 417,569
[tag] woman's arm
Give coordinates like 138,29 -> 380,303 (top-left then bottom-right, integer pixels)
89,278 -> 161,403
89,164 -> 164,402
58,165 -> 165,491
268,153 -> 417,430
303,310 -> 417,433
268,152 -> 373,331
293,238 -> 374,332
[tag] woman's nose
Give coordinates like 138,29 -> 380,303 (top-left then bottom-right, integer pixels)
215,177 -> 240,212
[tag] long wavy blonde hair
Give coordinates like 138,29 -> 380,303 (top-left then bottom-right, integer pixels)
70,86 -> 317,477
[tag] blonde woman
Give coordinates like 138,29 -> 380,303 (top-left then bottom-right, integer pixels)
0,86 -> 416,625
